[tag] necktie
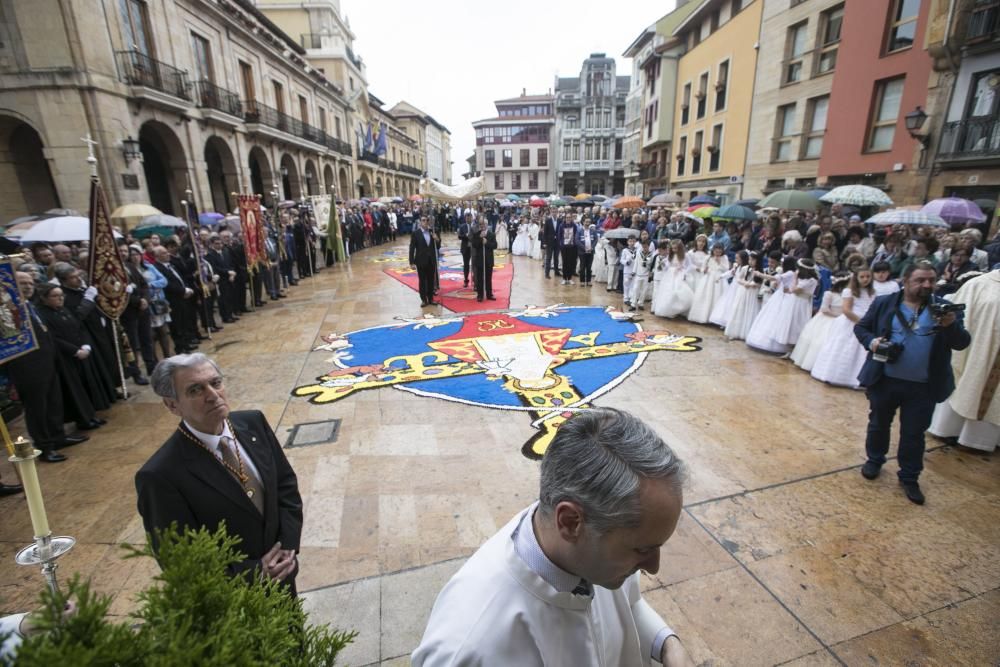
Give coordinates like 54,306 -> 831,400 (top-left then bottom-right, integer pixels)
219,436 -> 264,514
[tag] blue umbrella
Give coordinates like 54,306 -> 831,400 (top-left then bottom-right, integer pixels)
690,194 -> 721,206
199,212 -> 224,226
715,204 -> 758,221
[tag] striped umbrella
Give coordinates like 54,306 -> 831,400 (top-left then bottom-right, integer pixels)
820,185 -> 893,207
865,209 -> 948,228
692,206 -> 719,219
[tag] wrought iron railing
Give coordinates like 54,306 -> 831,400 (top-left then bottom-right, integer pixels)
938,117 -> 1000,159
967,0 -> 999,42
243,100 -> 327,147
116,50 -> 191,100
400,164 -> 423,176
358,149 -> 380,164
193,79 -> 242,116
326,135 -> 352,156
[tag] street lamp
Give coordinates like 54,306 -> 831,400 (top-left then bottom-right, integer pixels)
121,135 -> 142,164
904,106 -> 930,148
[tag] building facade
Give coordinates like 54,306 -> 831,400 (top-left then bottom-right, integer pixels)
389,101 -> 453,185
0,0 -> 365,220
622,30 -> 652,197
744,0 -> 843,198
472,93 -> 555,196
669,0 -> 763,205
922,0 -> 999,216
554,54 -> 629,196
817,0 -> 933,202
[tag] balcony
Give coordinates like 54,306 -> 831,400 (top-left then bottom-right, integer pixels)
400,164 -> 423,177
938,117 -> 1000,163
640,164 -> 667,181
116,50 -> 191,113
193,80 -> 242,125
966,0 -> 999,44
358,149 -> 380,165
243,100 -> 326,151
326,135 -> 353,157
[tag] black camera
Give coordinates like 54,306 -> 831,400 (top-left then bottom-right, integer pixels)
929,302 -> 966,318
873,340 -> 904,363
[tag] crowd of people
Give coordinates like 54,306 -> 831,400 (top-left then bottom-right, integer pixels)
4,203 -> 331,464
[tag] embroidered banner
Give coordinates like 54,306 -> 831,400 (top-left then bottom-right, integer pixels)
0,258 -> 38,364
238,194 -> 264,272
87,177 -> 129,319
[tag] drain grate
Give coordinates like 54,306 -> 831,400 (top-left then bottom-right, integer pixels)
284,419 -> 342,448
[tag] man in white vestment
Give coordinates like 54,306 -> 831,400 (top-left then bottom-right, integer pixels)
929,270 -> 1000,451
412,408 -> 695,666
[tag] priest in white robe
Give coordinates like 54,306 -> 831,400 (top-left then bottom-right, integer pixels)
929,270 -> 1000,451
412,408 -> 694,666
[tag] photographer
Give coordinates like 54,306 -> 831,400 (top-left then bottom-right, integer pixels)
854,261 -> 971,504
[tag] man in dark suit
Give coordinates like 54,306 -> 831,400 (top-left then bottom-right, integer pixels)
409,215 -> 439,307
204,235 -> 237,324
470,218 -> 497,303
136,353 -> 303,591
542,210 -> 561,279
854,261 -> 971,505
221,229 -> 249,313
457,212 -> 473,288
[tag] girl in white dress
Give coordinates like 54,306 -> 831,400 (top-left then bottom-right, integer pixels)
709,250 -> 743,328
649,241 -> 669,304
604,239 -> 620,292
810,269 -> 876,388
872,260 -> 901,297
724,251 -> 763,340
686,234 -> 710,296
511,221 -> 530,256
592,236 -> 609,284
689,244 -> 730,324
652,240 -> 694,319
775,258 -> 820,348
528,219 -> 543,260
746,256 -> 798,354
791,271 -> 849,371
495,218 -> 510,251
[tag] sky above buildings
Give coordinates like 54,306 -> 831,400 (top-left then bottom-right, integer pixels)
344,0 -> 678,183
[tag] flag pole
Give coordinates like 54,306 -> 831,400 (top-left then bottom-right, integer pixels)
184,181 -> 211,341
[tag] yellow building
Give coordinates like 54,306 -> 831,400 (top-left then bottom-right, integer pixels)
670,0 -> 763,204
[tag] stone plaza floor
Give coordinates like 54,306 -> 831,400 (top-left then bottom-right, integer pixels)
1,238 -> 998,666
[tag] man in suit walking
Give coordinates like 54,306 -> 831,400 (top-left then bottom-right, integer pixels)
409,215 -> 440,307
154,246 -> 197,354
457,212 -> 473,288
136,353 -> 303,591
471,218 -> 497,303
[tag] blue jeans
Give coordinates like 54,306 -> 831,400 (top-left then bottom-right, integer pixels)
864,376 -> 936,482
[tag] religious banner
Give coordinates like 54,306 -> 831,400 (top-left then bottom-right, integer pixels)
311,195 -> 346,263
419,176 -> 487,202
0,258 -> 37,365
238,194 -> 264,271
87,177 -> 128,319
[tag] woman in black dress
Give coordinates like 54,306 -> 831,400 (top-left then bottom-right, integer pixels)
35,283 -> 108,428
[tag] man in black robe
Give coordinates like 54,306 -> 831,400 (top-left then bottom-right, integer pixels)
470,219 -> 497,303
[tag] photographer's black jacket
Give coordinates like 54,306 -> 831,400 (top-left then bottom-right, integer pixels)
854,292 -> 971,402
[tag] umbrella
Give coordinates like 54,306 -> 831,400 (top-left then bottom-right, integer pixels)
692,206 -> 719,219
499,200 -> 515,208
681,211 -> 702,223
646,193 -> 682,207
807,188 -> 831,199
408,194 -> 423,202
506,194 -> 521,201
377,196 -> 395,203
111,203 -> 161,219
574,193 -> 593,201
919,197 -> 987,224
820,185 -> 893,207
591,195 -> 608,202
391,197 -> 404,203
603,227 -> 640,240
199,212 -> 225,226
15,216 -> 122,243
568,198 -> 596,207
757,190 -> 822,210
866,209 -> 948,228
277,200 -> 298,209
734,198 -> 760,208
44,208 -> 80,217
4,214 -> 49,228
689,195 -> 721,206
139,214 -> 187,229
529,198 -> 547,208
973,198 -> 996,210
612,196 -> 646,209
715,204 -> 757,221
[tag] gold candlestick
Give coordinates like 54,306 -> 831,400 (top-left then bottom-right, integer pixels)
9,436 -> 75,593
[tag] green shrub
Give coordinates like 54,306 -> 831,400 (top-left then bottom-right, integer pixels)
13,524 -> 354,666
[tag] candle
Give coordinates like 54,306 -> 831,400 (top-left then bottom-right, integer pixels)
12,438 -> 50,538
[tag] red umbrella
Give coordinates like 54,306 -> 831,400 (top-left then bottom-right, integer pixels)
530,199 -> 547,208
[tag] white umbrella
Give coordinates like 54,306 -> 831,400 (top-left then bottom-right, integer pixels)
866,209 -> 949,228
13,216 -> 123,243
820,185 -> 893,207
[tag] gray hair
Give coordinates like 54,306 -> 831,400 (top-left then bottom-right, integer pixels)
51,262 -> 77,281
538,408 -> 685,535
150,353 -> 222,399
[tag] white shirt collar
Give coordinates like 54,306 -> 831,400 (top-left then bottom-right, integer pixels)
184,420 -> 234,456
512,503 -> 589,594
